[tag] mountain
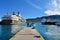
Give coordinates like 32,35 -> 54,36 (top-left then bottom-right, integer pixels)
40,15 -> 60,20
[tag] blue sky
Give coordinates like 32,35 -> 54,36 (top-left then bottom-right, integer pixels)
0,0 -> 60,19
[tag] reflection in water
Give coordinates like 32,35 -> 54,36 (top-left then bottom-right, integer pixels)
34,23 -> 60,40
0,24 -> 26,40
0,25 -> 2,39
45,25 -> 60,40
11,25 -> 21,34
1,25 -> 12,40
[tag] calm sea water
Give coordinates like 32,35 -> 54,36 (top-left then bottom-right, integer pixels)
1,22 -> 60,40
34,22 -> 60,40
0,24 -> 27,40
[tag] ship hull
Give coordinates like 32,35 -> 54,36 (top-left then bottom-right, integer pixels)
41,22 -> 56,25
0,20 -> 25,25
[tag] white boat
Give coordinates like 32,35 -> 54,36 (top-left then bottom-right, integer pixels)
0,12 -> 26,24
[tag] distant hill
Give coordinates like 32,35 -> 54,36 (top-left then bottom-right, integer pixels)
26,15 -> 60,23
26,17 -> 41,23
40,15 -> 60,20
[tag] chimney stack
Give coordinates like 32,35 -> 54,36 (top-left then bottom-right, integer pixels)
12,11 -> 15,15
17,12 -> 20,16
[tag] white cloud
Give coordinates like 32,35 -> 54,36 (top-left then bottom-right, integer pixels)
45,0 -> 60,15
45,10 -> 60,15
26,0 -> 42,10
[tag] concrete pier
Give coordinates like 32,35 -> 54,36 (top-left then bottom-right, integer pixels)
10,27 -> 44,40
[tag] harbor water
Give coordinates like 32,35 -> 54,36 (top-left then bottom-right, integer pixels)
1,22 -> 60,40
34,22 -> 60,40
0,24 -> 27,40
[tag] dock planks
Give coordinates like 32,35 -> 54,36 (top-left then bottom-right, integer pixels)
10,27 -> 44,40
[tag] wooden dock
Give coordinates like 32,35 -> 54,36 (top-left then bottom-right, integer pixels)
10,27 -> 44,40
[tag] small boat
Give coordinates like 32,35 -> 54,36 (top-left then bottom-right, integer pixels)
41,19 -> 56,25
41,22 -> 56,25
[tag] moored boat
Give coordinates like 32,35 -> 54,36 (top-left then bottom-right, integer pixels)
0,12 -> 26,25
